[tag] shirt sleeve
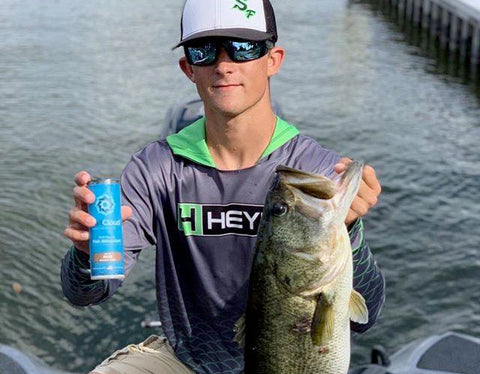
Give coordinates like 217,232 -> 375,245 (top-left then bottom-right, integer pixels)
60,151 -> 157,307
348,219 -> 386,333
121,152 -> 158,251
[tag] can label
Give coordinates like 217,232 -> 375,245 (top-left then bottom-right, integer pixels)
88,180 -> 124,280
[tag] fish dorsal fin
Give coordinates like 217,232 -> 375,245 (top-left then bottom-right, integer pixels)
349,289 -> 369,324
233,314 -> 246,348
311,291 -> 336,346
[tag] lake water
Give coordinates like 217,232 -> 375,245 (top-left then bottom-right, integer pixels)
0,0 -> 479,372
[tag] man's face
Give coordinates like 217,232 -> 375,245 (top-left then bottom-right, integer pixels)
180,40 -> 285,117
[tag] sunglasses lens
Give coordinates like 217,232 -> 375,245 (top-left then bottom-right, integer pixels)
229,40 -> 266,61
185,42 -> 217,66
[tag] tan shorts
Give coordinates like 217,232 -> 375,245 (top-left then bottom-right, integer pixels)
92,335 -> 194,374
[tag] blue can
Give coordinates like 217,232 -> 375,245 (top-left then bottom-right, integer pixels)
87,178 -> 125,280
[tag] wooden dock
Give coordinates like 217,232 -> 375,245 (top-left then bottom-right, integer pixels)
369,0 -> 480,72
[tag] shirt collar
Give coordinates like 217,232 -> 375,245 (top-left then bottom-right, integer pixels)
166,116 -> 299,168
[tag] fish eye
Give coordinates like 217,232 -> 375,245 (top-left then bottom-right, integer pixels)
272,202 -> 288,217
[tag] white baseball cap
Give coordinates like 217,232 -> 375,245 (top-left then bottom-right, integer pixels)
175,0 -> 278,48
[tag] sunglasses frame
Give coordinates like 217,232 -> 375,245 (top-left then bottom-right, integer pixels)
184,38 -> 274,66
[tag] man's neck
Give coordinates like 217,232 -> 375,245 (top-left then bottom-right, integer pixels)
204,104 -> 277,171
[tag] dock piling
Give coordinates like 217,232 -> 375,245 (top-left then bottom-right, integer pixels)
406,0 -> 414,23
430,3 -> 439,39
459,19 -> 470,61
440,8 -> 450,49
413,0 -> 421,26
422,0 -> 431,30
449,15 -> 459,53
398,0 -> 405,25
472,26 -> 480,65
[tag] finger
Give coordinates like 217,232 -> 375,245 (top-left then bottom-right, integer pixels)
334,157 -> 353,174
334,164 -> 346,174
121,206 -> 132,221
345,210 -> 358,226
73,186 -> 95,209
350,197 -> 370,218
70,221 -> 88,232
74,171 -> 92,187
64,226 -> 90,242
338,157 -> 352,165
69,207 -> 97,228
362,165 -> 381,195
357,180 -> 379,207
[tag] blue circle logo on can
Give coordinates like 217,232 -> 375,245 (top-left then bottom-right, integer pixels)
95,194 -> 115,215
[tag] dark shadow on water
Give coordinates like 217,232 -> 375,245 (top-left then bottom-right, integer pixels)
350,0 -> 480,98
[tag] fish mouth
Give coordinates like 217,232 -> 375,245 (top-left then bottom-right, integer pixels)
275,166 -> 336,201
275,162 -> 364,221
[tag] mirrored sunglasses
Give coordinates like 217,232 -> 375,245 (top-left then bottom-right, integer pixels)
184,38 -> 273,66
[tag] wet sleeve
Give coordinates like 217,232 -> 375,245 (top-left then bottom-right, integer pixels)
349,219 -> 386,333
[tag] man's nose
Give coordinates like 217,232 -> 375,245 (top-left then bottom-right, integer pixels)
215,47 -> 235,66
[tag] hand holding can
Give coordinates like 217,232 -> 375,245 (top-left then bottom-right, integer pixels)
64,172 -> 132,277
87,178 -> 125,280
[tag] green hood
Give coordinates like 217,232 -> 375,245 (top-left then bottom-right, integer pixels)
166,117 -> 299,168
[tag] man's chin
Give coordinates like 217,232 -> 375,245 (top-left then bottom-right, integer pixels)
204,94 -> 262,118
211,102 -> 244,117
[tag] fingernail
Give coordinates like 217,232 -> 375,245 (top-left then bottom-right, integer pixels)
87,217 -> 96,226
81,232 -> 89,240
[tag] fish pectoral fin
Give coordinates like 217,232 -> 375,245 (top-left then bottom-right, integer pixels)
233,314 -> 246,348
311,292 -> 335,346
349,289 -> 369,324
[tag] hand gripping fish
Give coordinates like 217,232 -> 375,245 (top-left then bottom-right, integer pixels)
236,162 -> 369,374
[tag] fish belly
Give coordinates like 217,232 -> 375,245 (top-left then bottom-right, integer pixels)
314,262 -> 353,374
245,253 -> 354,374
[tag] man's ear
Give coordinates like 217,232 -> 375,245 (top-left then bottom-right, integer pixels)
267,46 -> 285,78
179,56 -> 196,83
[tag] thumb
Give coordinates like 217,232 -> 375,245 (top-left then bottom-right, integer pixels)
334,157 -> 352,174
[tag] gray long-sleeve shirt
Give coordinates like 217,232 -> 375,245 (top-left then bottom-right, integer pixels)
61,117 -> 385,374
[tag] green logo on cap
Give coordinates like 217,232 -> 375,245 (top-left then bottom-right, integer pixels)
233,0 -> 256,19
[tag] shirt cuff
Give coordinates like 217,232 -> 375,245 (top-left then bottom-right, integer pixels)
348,218 -> 362,235
71,246 -> 91,275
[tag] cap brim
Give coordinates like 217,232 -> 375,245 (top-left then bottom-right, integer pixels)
172,28 -> 274,49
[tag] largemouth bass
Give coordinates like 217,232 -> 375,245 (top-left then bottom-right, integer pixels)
238,162 -> 368,374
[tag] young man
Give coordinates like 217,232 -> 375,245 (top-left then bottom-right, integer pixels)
62,0 -> 385,373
